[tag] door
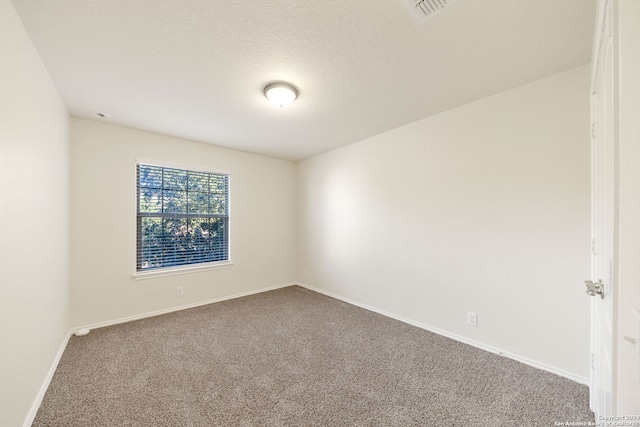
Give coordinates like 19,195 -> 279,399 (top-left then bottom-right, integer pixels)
589,0 -> 615,417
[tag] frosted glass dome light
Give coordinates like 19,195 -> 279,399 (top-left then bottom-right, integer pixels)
263,82 -> 298,108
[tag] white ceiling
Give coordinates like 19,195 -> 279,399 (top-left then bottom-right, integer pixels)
12,0 -> 596,161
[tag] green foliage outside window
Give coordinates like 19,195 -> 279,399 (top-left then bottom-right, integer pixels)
137,164 -> 229,270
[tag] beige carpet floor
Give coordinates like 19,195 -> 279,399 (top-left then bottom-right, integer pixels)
32,286 -> 594,426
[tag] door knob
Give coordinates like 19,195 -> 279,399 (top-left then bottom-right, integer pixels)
585,279 -> 605,299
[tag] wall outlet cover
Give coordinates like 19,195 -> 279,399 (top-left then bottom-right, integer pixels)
466,311 -> 477,327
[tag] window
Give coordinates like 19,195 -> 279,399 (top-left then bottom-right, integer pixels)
136,163 -> 229,271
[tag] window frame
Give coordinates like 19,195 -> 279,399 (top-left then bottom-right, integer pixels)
132,158 -> 232,280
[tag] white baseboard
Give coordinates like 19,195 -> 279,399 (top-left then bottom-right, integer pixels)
23,330 -> 72,427
71,282 -> 297,334
296,282 -> 590,386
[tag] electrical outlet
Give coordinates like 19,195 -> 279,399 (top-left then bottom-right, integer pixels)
466,311 -> 477,327
176,286 -> 184,297
304,269 -> 310,279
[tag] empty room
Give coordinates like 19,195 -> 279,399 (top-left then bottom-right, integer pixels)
2,0 -> 639,425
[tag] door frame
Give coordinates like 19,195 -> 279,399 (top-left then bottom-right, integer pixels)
589,0 -> 617,417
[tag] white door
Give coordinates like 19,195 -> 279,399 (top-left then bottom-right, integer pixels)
589,0 -> 615,417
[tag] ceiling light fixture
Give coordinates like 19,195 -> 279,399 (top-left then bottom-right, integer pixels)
263,82 -> 298,108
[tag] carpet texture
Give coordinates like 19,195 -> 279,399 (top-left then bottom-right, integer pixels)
32,286 -> 594,426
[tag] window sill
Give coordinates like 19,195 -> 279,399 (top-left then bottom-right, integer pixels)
132,261 -> 233,281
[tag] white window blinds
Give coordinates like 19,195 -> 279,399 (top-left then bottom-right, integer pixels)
136,163 -> 229,271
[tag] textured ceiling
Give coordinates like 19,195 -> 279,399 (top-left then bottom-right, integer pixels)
12,0 -> 596,161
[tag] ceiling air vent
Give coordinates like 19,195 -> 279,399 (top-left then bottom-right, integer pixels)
402,0 -> 457,24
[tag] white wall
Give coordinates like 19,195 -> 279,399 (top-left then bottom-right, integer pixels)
70,119 -> 297,327
298,65 -> 592,380
615,0 -> 640,414
0,1 -> 70,426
